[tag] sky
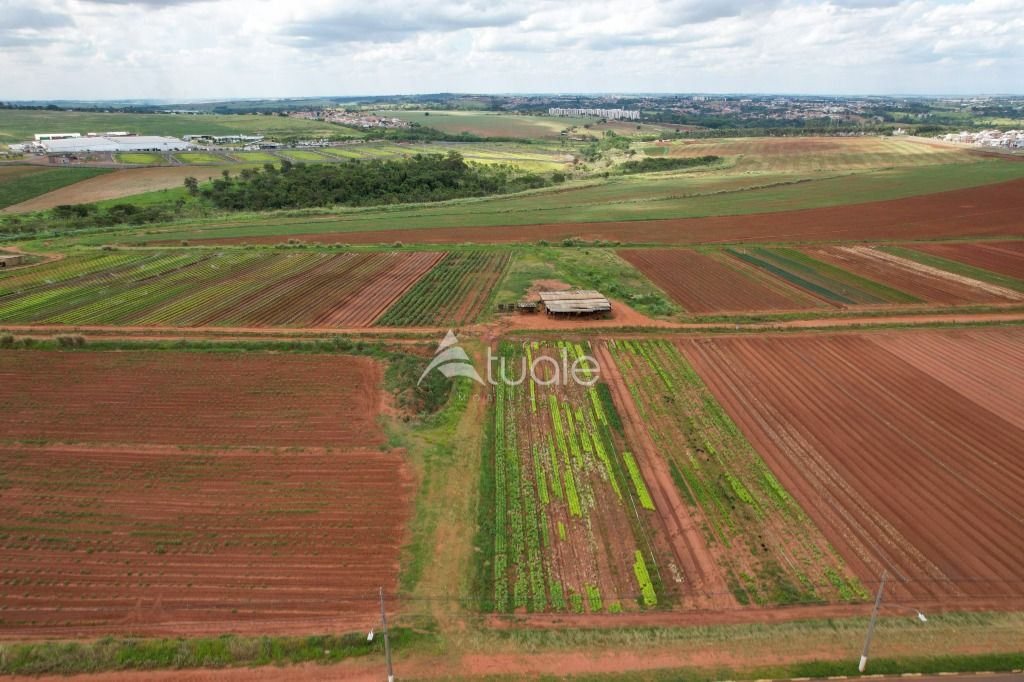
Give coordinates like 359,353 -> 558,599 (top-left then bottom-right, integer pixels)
1,0 -> 1022,101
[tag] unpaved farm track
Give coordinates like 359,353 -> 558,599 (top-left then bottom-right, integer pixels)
678,328 -> 1024,603
189,177 -> 1024,246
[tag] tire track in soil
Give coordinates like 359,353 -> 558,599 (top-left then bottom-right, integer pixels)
593,341 -> 734,610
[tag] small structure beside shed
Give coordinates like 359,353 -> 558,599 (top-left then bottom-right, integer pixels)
538,290 -> 612,317
0,253 -> 25,269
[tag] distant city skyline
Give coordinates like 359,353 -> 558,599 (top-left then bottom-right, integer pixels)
1,0 -> 1022,100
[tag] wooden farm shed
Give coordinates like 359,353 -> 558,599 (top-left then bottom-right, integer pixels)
538,290 -> 612,316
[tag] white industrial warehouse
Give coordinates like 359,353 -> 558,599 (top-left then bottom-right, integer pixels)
31,135 -> 193,154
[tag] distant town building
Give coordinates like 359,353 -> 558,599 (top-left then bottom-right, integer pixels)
183,134 -> 264,144
32,135 -> 193,154
939,129 -> 1024,149
288,110 -> 410,129
547,108 -> 640,120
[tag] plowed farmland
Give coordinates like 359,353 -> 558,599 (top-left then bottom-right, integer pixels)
725,247 -> 921,306
0,250 -> 442,328
182,175 -> 1024,246
902,241 -> 1024,280
376,250 -> 510,327
0,351 -> 385,448
482,341 -> 672,614
619,249 -> 823,313
679,329 -> 1024,604
0,350 -> 410,637
804,245 -> 1024,305
198,251 -> 440,327
600,339 -> 866,608
656,136 -> 972,172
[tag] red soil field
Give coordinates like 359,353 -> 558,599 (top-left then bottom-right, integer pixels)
902,240 -> 1024,280
0,350 -> 410,638
0,443 -> 412,637
679,329 -> 1024,604
804,245 -> 1024,305
197,177 -> 1024,246
199,251 -> 442,328
619,248 -> 821,313
0,351 -> 385,448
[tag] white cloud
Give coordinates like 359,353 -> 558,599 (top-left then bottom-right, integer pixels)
0,0 -> 1021,99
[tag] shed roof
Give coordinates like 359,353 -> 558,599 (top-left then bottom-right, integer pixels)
40,135 -> 191,153
538,290 -> 611,314
538,290 -> 606,302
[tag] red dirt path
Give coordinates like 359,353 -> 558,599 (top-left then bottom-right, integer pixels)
190,177 -> 1024,246
678,329 -> 1024,603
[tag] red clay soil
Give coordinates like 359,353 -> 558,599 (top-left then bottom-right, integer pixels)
0,350 -> 412,639
0,351 -> 385,448
619,248 -> 820,313
193,177 -> 1024,246
0,443 -> 412,639
902,240 -> 1024,280
804,245 -> 1023,305
190,251 -> 441,328
872,327 -> 1024,431
678,328 -> 1024,603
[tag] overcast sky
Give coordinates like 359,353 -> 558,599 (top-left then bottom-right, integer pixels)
1,0 -> 1021,101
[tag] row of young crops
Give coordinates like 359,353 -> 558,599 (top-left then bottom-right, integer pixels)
725,247 -> 921,306
606,339 -> 869,607
0,248 -> 513,328
483,340 -> 665,614
376,250 -> 511,327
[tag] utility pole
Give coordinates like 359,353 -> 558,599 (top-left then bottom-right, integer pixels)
379,587 -> 394,682
859,570 -> 888,673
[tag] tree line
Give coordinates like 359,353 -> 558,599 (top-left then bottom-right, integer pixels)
191,152 -> 550,211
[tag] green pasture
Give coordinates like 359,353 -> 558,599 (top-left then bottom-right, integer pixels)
106,159 -> 1024,245
115,152 -> 165,165
173,152 -> 227,164
279,149 -> 330,162
0,110 -> 355,144
391,110 -> 589,138
0,167 -> 112,209
229,151 -> 278,163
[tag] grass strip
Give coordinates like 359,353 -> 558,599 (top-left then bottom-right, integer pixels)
0,628 -> 436,676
